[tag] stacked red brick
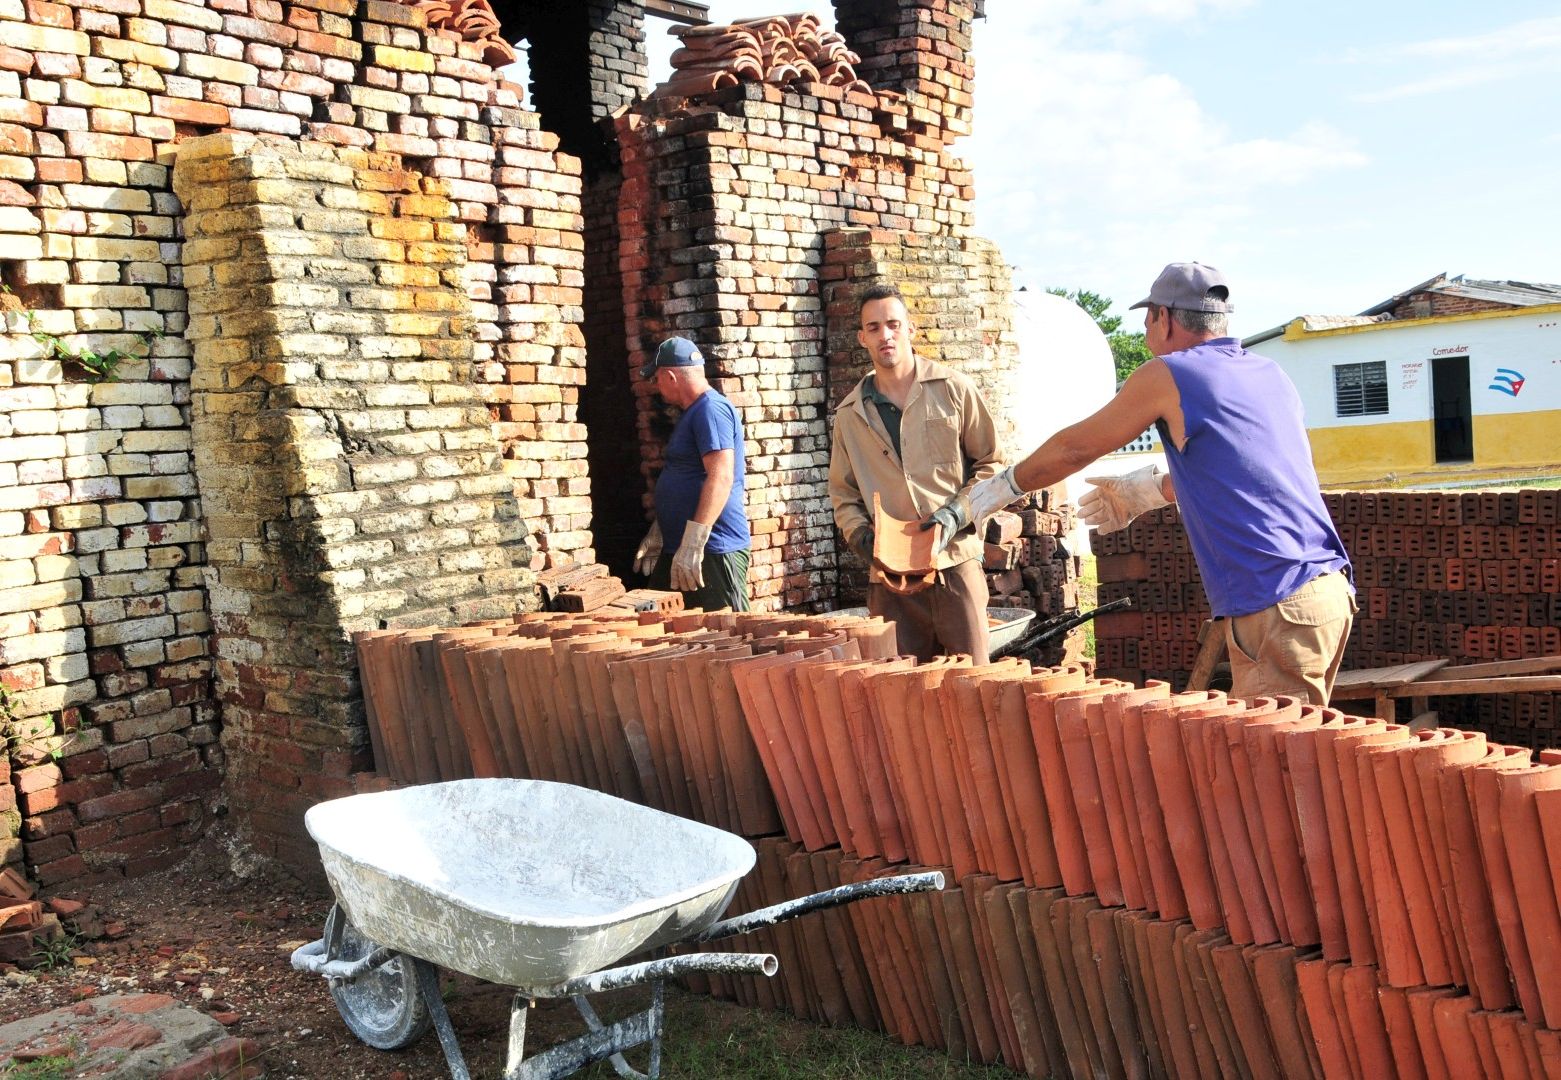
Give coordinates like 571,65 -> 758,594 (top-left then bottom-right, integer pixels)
1093,490 -> 1561,745
654,13 -> 870,100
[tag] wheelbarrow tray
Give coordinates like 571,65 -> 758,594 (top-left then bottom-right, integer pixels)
305,778 -> 755,988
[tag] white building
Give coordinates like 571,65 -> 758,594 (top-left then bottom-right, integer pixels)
1246,274 -> 1561,486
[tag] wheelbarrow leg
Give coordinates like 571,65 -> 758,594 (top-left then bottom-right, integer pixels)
412,957 -> 473,1080
571,981 -> 663,1079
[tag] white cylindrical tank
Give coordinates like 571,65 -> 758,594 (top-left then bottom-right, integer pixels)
1007,290 -> 1166,550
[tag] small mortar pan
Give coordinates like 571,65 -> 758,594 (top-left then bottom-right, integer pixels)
291,778 -> 942,1079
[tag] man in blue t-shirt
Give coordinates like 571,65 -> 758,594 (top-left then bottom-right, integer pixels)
631,336 -> 752,611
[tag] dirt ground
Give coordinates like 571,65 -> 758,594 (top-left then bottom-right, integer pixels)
0,828 -> 1004,1080
0,826 -> 634,1079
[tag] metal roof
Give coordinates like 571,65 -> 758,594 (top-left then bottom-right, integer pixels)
1359,273 -> 1561,316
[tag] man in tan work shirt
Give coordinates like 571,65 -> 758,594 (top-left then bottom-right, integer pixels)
828,282 -> 1005,663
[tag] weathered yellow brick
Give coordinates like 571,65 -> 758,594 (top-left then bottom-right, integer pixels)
73,236 -> 162,262
59,284 -> 150,309
144,0 -> 223,31
343,85 -> 411,114
95,36 -> 181,72
8,679 -> 95,718
0,578 -> 83,616
0,235 -> 43,260
0,434 -> 67,462
383,313 -> 447,335
179,53 -> 259,86
371,43 -> 435,73
0,207 -> 40,234
59,184 -> 152,212
0,560 -> 35,590
59,80 -> 152,113
394,194 -> 453,219
121,430 -> 191,453
7,23 -> 90,56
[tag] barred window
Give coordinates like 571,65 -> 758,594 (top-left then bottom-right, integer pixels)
1334,361 -> 1389,417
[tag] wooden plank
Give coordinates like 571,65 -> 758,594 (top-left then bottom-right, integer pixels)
1425,656 -> 1561,680
1386,675 -> 1561,698
1331,659 -> 1451,698
643,0 -> 711,25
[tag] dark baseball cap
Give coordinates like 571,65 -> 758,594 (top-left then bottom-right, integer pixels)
639,336 -> 704,379
1129,262 -> 1234,313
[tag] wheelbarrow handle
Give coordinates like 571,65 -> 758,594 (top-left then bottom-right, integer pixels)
518,950 -> 778,999
692,871 -> 946,944
1005,594 -> 1134,654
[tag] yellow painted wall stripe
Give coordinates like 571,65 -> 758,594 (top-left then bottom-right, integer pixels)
1309,408 -> 1561,486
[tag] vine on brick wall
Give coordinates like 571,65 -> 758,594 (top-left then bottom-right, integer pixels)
1,284 -> 161,382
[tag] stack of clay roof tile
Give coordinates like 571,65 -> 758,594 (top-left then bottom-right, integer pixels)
654,12 -> 870,100
357,609 -> 1561,1077
404,0 -> 516,66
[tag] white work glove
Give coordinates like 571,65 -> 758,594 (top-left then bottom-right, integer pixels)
670,520 -> 712,593
966,465 -> 1025,522
633,522 -> 662,576
922,465 -> 1024,555
1080,464 -> 1169,534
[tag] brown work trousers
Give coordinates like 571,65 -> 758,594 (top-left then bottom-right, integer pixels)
869,558 -> 990,665
1225,569 -> 1356,706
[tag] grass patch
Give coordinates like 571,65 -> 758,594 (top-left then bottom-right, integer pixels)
1077,553 -> 1099,660
570,990 -> 1009,1079
0,1056 -> 76,1080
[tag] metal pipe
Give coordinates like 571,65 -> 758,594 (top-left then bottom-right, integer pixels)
520,951 -> 777,999
693,871 -> 945,943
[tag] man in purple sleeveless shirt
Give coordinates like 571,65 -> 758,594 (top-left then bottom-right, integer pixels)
923,262 -> 1355,705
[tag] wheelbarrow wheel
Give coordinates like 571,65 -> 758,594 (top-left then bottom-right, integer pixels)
324,907 -> 431,1051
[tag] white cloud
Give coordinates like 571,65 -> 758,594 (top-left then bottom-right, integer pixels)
1343,16 -> 1561,102
1356,15 -> 1561,62
964,29 -> 1364,315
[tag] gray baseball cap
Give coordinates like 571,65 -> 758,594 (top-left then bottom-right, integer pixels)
1129,262 -> 1234,313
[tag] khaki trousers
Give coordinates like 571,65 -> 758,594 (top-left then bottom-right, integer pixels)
869,558 -> 990,664
1225,570 -> 1356,706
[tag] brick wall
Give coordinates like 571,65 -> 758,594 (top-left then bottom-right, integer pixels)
833,0 -> 976,139
0,0 -> 587,882
1092,490 -> 1561,747
174,133 -> 539,867
1391,292 -> 1515,321
0,0 -> 1018,883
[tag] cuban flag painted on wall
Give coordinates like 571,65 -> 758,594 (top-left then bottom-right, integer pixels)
1488,368 -> 1525,396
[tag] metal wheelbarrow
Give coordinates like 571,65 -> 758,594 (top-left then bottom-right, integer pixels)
290,778 -> 942,1079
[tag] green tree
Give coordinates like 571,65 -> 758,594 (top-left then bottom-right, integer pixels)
1109,331 -> 1154,385
1048,286 -> 1154,385
1046,287 -> 1120,335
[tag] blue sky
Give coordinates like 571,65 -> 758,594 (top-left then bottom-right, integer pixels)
638,2 -> 1561,336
